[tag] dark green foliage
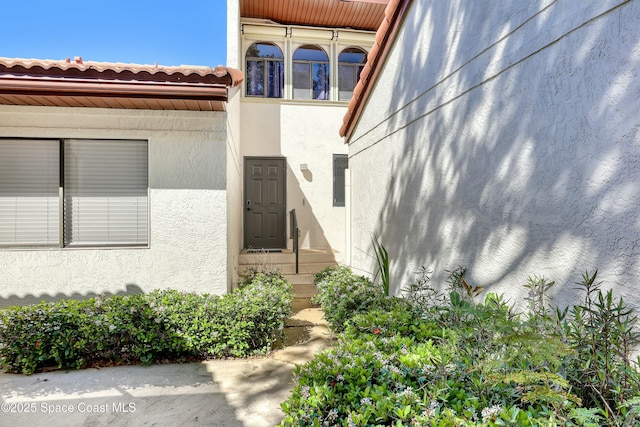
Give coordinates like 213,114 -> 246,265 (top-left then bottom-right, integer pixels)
563,271 -> 640,422
281,267 -> 640,426
0,273 -> 292,375
312,266 -> 398,333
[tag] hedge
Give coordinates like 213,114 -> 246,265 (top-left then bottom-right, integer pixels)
0,272 -> 293,375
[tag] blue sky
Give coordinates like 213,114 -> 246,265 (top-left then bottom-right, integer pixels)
2,0 -> 227,67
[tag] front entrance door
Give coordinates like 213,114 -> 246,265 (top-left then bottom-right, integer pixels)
244,157 -> 286,250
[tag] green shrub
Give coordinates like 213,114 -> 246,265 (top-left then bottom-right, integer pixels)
281,269 -> 640,426
0,273 -> 293,374
312,266 -> 389,332
560,272 -> 640,423
280,299 -> 580,426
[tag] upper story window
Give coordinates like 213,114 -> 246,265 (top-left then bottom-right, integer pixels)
246,42 -> 284,98
338,47 -> 367,101
293,45 -> 330,100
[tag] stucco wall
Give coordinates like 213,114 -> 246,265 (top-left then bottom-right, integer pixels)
226,0 -> 240,70
226,86 -> 243,288
0,106 -> 228,307
226,0 -> 244,288
241,101 -> 348,256
348,0 -> 640,307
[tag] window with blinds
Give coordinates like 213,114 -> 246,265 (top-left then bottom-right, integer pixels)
64,139 -> 148,246
0,138 -> 148,248
0,139 -> 60,246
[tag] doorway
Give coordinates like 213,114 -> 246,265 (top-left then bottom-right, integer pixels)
243,157 -> 287,250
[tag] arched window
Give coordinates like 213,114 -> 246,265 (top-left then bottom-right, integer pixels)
338,47 -> 367,101
245,42 -> 284,98
293,45 -> 329,100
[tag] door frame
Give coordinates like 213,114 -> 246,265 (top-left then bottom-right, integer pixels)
243,156 -> 287,250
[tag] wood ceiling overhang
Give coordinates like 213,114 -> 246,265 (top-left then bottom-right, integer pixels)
240,0 -> 388,31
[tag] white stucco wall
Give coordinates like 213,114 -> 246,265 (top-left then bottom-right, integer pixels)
226,0 -> 244,288
0,106 -> 228,306
226,86 -> 243,287
227,0 -> 240,69
348,0 -> 640,308
241,101 -> 348,256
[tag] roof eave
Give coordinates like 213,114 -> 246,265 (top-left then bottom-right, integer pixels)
0,75 -> 229,102
340,0 -> 411,141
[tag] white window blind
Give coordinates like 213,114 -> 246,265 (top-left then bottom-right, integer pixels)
0,139 -> 60,245
64,139 -> 148,246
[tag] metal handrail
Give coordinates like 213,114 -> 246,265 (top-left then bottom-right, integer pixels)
289,209 -> 299,274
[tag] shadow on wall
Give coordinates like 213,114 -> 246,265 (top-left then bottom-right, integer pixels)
287,164 -> 332,251
353,0 -> 639,307
0,283 -> 144,309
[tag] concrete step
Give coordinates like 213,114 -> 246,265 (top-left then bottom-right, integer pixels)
291,297 -> 317,314
283,273 -> 314,285
239,260 -> 335,279
291,283 -> 317,298
239,250 -> 339,266
275,262 -> 337,275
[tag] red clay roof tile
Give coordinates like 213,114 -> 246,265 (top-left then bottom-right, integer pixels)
0,57 -> 244,87
0,57 -> 244,112
340,0 -> 410,139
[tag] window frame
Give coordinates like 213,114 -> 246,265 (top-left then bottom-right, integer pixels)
245,42 -> 285,98
333,154 -> 348,207
338,47 -> 367,101
292,45 -> 330,101
0,138 -> 61,247
0,137 -> 149,249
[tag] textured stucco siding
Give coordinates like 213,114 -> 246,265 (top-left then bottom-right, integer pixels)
241,101 -> 348,256
226,86 -> 243,288
0,106 -> 228,307
226,1 -> 245,287
348,0 -> 640,307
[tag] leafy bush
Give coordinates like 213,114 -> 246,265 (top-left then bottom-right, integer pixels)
0,273 -> 292,374
312,266 -> 394,332
560,272 -> 640,422
281,267 -> 640,426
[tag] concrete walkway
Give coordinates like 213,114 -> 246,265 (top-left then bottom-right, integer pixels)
0,307 -> 332,427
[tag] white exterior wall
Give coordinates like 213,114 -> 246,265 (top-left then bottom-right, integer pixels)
348,0 -> 640,307
226,88 -> 243,288
235,22 -> 374,257
226,0 -> 241,70
0,106 -> 228,306
241,101 -> 348,255
226,0 -> 243,287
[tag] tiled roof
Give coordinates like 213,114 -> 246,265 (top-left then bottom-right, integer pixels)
340,0 -> 410,139
240,0 -> 387,31
0,57 -> 244,112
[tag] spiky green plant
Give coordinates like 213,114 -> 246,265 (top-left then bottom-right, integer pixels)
371,234 -> 390,296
